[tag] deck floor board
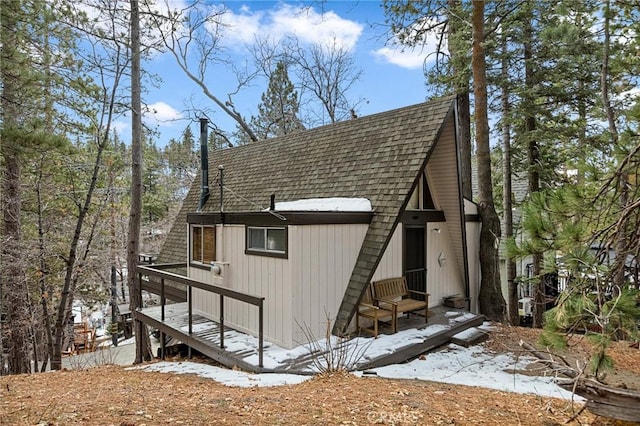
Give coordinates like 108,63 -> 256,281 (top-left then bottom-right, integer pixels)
138,303 -> 485,373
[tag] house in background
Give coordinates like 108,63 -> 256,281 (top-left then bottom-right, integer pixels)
144,95 -> 481,351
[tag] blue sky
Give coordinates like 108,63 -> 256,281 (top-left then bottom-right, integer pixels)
125,1 -> 441,146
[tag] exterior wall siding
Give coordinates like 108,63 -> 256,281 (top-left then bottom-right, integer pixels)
190,225 -> 293,348
424,118 -> 466,301
466,220 -> 481,313
290,224 -> 368,347
425,222 -> 464,307
191,223 -> 369,349
371,225 -> 403,282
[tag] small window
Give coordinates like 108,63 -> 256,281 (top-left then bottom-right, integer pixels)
246,226 -> 287,257
191,225 -> 215,264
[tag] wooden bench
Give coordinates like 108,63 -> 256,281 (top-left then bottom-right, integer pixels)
356,284 -> 397,337
372,277 -> 429,325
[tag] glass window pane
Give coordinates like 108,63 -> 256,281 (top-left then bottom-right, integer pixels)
248,227 -> 265,250
267,228 -> 285,251
192,226 -> 202,262
202,226 -> 215,263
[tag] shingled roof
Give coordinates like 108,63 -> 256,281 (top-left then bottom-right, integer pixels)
158,95 -> 457,334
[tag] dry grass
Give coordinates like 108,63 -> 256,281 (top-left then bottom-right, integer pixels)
1,324 -> 639,425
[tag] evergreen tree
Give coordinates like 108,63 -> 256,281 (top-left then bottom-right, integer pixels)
163,125 -> 199,197
249,61 -> 304,140
1,0 -> 86,374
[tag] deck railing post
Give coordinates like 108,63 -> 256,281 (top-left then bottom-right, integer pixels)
160,332 -> 165,360
258,300 -> 264,368
138,272 -> 143,308
160,278 -> 165,321
219,294 -> 224,349
137,265 -> 267,370
188,285 -> 192,334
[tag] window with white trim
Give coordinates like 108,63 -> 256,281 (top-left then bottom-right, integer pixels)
246,226 -> 286,256
191,225 -> 215,264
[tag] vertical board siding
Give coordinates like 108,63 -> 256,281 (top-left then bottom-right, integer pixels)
192,223 -> 367,348
425,223 -> 464,307
191,225 -> 293,348
190,268 -> 215,314
466,221 -> 481,313
291,224 -> 367,346
425,117 -> 466,298
372,225 -> 403,281
191,221 -> 455,348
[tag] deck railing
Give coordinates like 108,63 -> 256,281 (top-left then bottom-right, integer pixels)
136,263 -> 266,367
405,268 -> 427,301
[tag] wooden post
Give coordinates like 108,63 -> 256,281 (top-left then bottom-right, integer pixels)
219,295 -> 225,349
160,331 -> 165,360
188,285 -> 192,334
160,278 -> 165,321
258,300 -> 264,368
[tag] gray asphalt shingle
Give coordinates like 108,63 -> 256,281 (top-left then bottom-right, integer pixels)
158,95 -> 456,334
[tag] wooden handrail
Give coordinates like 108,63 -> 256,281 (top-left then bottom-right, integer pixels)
137,263 -> 266,367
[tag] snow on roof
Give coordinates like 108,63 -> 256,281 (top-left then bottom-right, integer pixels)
268,197 -> 372,212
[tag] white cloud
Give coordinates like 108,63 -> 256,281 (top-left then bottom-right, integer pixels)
111,120 -> 129,138
144,101 -> 183,124
372,46 -> 428,70
110,102 -> 181,140
217,7 -> 264,44
215,4 -> 364,51
372,16 -> 444,70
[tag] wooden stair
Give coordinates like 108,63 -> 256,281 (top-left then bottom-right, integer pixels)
358,311 -> 485,370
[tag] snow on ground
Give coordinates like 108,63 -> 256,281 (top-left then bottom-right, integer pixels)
139,362 -> 310,387
357,343 -> 576,400
127,320 -> 578,400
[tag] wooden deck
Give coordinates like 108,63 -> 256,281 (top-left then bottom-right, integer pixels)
136,303 -> 485,374
355,307 -> 486,370
136,303 -> 264,372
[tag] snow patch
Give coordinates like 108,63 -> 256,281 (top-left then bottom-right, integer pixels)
267,197 -> 372,212
137,361 -> 310,387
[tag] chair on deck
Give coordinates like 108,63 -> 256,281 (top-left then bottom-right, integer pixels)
372,277 -> 429,324
356,284 -> 397,337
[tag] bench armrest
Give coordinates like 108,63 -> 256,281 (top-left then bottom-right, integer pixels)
358,302 -> 379,310
375,296 -> 399,306
407,290 -> 429,297
375,300 -> 398,315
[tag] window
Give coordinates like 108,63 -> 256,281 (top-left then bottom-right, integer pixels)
191,225 -> 215,264
246,226 -> 287,257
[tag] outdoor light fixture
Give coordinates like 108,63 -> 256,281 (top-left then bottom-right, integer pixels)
438,251 -> 447,267
210,262 -> 222,275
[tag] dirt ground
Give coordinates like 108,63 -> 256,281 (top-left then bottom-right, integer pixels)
1,324 -> 639,426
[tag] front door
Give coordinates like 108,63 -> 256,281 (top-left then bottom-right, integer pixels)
404,226 -> 426,300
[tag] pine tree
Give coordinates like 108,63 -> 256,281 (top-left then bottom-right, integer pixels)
249,61 -> 304,140
163,126 -> 199,200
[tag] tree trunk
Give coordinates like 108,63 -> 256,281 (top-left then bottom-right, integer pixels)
448,0 -> 472,200
2,156 -> 30,374
36,158 -> 54,371
472,0 -> 506,322
500,30 -> 518,326
600,0 -> 627,290
1,0 -> 30,375
523,10 -> 544,328
129,0 -> 153,363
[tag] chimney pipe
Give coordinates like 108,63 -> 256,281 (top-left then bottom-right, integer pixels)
197,118 -> 209,211
270,194 -> 275,210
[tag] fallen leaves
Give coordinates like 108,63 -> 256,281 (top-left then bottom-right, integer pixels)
1,324 -> 639,425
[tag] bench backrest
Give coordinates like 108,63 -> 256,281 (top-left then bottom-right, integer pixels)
361,284 -> 375,305
373,277 -> 408,300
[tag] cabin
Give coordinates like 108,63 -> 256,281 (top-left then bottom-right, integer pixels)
138,95 -> 482,361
